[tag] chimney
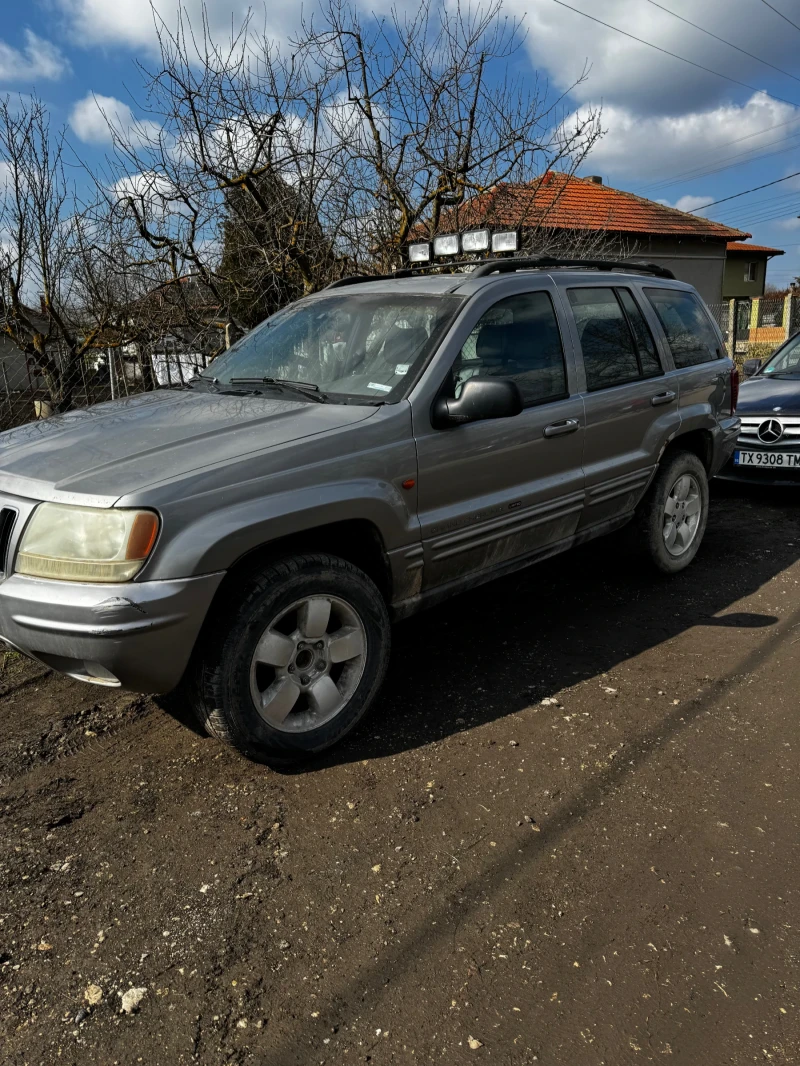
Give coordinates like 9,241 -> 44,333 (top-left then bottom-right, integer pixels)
585,175 -> 603,185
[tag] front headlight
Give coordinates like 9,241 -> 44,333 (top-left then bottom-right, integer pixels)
16,504 -> 159,582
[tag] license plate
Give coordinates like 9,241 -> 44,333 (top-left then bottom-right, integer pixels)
734,450 -> 800,468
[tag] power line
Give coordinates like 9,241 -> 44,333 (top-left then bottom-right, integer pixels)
648,133 -> 800,193
759,0 -> 800,34
718,187 -> 800,216
637,115 -> 800,192
549,0 -> 800,109
644,0 -> 800,84
700,170 -> 800,209
718,195 -> 800,225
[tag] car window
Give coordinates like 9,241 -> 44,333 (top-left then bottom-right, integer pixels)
201,293 -> 464,403
567,288 -> 642,390
761,333 -> 800,377
451,291 -> 567,407
617,288 -> 662,377
644,288 -> 720,368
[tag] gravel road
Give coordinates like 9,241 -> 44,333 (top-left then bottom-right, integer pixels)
1,483 -> 799,1065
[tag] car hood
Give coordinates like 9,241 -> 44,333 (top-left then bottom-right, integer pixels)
0,389 -> 378,504
737,375 -> 800,415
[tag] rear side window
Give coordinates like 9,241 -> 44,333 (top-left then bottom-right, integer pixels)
644,288 -> 721,368
568,287 -> 662,391
454,291 -> 567,407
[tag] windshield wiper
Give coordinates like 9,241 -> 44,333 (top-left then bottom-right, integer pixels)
228,376 -> 328,402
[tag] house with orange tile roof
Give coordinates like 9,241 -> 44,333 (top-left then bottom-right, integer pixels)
444,172 -> 782,305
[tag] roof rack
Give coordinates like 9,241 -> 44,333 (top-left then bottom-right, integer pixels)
325,270 -> 413,290
468,256 -> 676,280
324,256 -> 675,290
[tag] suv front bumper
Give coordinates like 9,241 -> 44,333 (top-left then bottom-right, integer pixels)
0,571 -> 224,692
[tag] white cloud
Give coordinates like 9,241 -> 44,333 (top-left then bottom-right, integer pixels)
70,93 -> 160,146
113,170 -> 177,209
506,0 -> 800,116
0,30 -> 70,83
657,195 -> 714,214
568,94 -> 800,184
52,0 -> 303,52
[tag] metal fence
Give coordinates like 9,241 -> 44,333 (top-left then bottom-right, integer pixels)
705,302 -> 730,332
0,346 -> 212,433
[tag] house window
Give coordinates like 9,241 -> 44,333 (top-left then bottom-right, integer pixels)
746,262 -> 757,283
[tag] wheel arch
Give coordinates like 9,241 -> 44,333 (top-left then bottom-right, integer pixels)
214,518 -> 392,604
663,428 -> 714,472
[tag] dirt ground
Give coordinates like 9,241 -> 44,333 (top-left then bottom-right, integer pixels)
2,482 -> 800,1066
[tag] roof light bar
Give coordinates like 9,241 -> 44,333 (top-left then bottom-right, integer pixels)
491,230 -> 519,253
408,242 -> 431,263
432,233 -> 460,257
461,228 -> 490,253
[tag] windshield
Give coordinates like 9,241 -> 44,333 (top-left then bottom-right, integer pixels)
761,334 -> 800,377
199,292 -> 464,402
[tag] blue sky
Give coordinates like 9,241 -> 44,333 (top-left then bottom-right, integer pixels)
2,0 -> 800,288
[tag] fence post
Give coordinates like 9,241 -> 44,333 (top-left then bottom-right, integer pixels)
785,294 -> 796,341
726,299 -> 736,357
1,362 -> 13,422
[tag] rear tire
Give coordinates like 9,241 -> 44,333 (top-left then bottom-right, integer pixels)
637,450 -> 709,573
186,553 -> 390,761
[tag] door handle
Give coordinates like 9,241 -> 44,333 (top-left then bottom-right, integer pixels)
543,418 -> 580,438
651,391 -> 676,407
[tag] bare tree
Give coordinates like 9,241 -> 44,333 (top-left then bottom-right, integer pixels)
106,0 -> 605,316
101,7 -> 353,346
303,0 -> 604,272
0,95 -> 153,413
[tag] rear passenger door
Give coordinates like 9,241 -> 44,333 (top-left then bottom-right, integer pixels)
414,282 -> 586,590
563,284 -> 681,530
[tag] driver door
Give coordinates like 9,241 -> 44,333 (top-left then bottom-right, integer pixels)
413,282 -> 586,591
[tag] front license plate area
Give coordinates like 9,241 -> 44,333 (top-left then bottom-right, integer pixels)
734,450 -> 800,468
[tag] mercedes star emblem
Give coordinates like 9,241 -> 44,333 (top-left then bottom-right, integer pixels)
757,418 -> 784,444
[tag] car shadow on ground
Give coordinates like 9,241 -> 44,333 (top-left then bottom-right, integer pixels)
259,481 -> 800,1066
272,481 -> 800,774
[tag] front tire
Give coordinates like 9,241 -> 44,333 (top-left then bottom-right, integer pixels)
188,553 -> 391,761
637,450 -> 709,573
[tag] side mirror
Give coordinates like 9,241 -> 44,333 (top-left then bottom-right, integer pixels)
742,358 -> 762,378
433,376 -> 523,428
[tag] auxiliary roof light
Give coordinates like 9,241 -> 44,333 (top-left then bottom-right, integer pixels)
460,229 -> 490,253
432,233 -> 460,257
408,242 -> 431,263
491,230 -> 519,253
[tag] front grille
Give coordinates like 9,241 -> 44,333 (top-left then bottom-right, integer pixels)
738,415 -> 800,449
0,507 -> 17,574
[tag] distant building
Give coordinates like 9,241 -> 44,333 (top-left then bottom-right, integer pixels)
723,242 -> 785,299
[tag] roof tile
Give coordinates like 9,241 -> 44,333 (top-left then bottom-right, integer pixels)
726,241 -> 784,254
451,173 -> 749,241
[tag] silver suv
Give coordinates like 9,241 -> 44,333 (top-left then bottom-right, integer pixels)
0,259 -> 740,760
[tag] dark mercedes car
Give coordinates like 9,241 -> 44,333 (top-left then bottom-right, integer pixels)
719,331 -> 800,485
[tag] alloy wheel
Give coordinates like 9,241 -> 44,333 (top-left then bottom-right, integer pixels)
662,473 -> 702,557
249,595 -> 367,733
